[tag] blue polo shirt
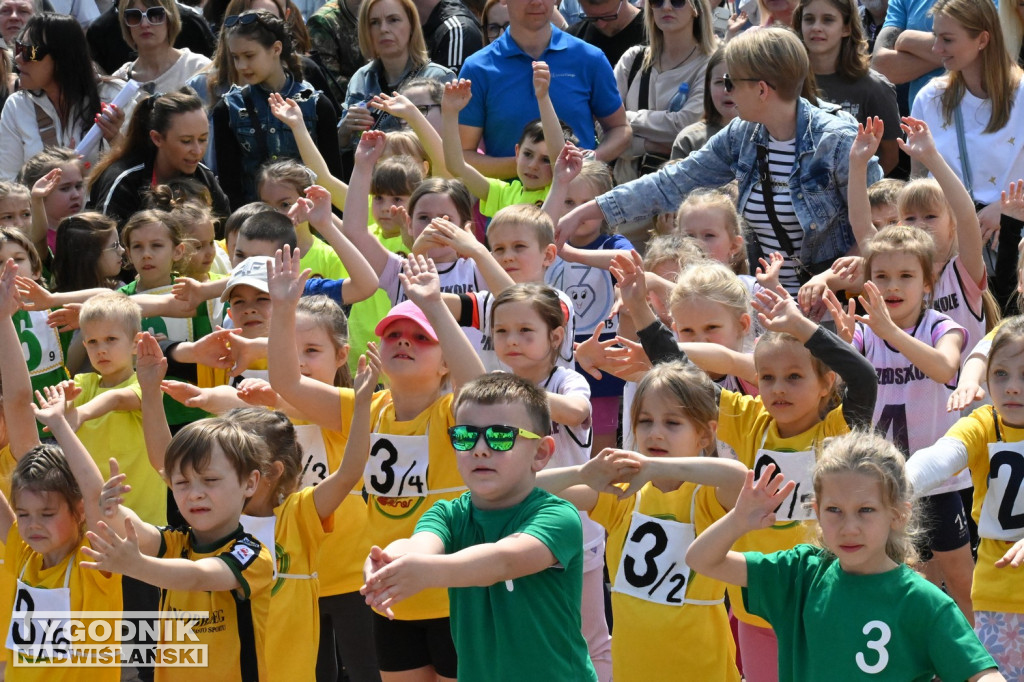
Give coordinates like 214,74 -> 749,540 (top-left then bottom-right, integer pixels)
458,26 -> 623,159
881,0 -> 943,106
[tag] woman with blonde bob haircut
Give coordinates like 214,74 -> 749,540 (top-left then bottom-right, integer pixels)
612,0 -> 718,181
562,27 -> 883,298
339,0 -> 454,149
112,0 -> 210,95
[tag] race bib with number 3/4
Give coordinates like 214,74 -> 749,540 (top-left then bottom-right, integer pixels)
364,433 -> 429,498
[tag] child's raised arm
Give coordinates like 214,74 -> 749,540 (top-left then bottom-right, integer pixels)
136,332 -> 172,473
340,130 -> 392,276
313,345 -> 381,520
412,217 -> 514,293
267,246 -> 345,432
370,92 -> 451,179
269,93 -> 349,208
848,117 -> 885,248
541,142 -> 583,223
294,185 -> 380,304
400,255 -> 485,392
533,61 -> 563,174
685,466 -> 795,587
900,116 -> 985,287
441,80 -> 491,201
0,260 -> 41,458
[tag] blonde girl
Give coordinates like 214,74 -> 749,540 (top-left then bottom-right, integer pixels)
18,148 -> 85,256
490,283 -> 611,679
615,249 -> 877,682
825,225 -> 975,624
0,181 -> 31,233
910,316 -> 1024,679
689,430 -> 1002,681
675,188 -> 748,276
268,249 -> 484,681
538,360 -> 747,681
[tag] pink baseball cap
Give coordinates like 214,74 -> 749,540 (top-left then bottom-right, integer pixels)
375,300 -> 438,341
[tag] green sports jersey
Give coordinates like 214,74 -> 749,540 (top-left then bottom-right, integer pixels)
743,544 -> 996,681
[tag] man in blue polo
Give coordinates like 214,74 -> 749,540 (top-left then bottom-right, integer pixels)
457,0 -> 631,179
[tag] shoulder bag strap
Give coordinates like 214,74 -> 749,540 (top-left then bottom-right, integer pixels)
755,142 -> 797,256
953,105 -> 974,201
32,101 -> 58,150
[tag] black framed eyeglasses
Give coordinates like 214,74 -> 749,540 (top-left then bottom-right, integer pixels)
576,0 -> 623,23
123,6 -> 166,26
448,425 -> 542,452
723,73 -> 775,93
223,12 -> 263,28
650,0 -> 691,9
485,21 -> 509,39
13,40 -> 48,62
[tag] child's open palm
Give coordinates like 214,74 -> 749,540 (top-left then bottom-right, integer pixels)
31,384 -> 68,430
849,116 -> 884,166
100,459 -> 131,519
16,275 -> 54,311
897,116 -> 938,160
370,92 -> 420,122
734,465 -> 796,532
822,290 -> 857,344
554,142 -> 583,185
236,378 -> 279,408
30,167 -> 61,200
755,251 -> 784,293
136,332 -> 168,391
609,250 -> 650,320
854,280 -> 898,337
354,343 -> 382,401
0,258 -> 21,319
303,185 -> 334,228
268,245 -> 312,304
399,254 -> 441,305
751,287 -> 806,336
82,518 -> 144,574
268,93 -> 304,130
442,79 -> 473,114
354,130 -> 387,167
532,61 -> 550,100
1001,179 -> 1024,222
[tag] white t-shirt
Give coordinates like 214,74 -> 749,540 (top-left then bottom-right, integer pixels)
912,78 -> 1024,205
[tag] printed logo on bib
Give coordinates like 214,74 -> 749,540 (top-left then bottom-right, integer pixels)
612,513 -> 695,606
15,310 -> 64,376
293,425 -> 329,489
980,442 -> 1024,541
753,449 -> 815,522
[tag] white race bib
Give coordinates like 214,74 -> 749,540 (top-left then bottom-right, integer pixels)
7,561 -> 72,659
15,310 -> 63,376
294,424 -> 330,490
364,432 -> 430,498
753,448 -> 816,522
979,441 -> 1024,541
612,510 -> 696,606
138,284 -> 193,342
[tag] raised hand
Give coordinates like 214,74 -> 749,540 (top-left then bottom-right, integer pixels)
751,287 -> 806,336
441,79 -> 473,115
849,116 -> 884,166
354,343 -> 383,401
30,167 -> 61,200
268,93 -> 304,129
574,326 -> 618,380
267,245 -> 312,304
855,280 -> 898,339
733,465 -> 796,532
303,185 -> 334,228
369,91 -> 420,122
16,275 -> 54,311
81,518 -> 143,574
897,116 -> 939,161
31,384 -> 67,430
99,459 -> 130,519
1001,179 -> 1024,222
609,250 -> 650,320
353,129 -> 387,167
532,61 -> 550,100
553,142 -> 583,185
399,254 -> 441,306
135,331 -> 168,390
755,251 -> 784,293
822,290 -> 857,344
0,258 -> 20,318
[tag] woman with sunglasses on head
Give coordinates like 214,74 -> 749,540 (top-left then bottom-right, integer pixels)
612,0 -> 717,183
0,13 -> 126,180
560,27 -> 882,300
212,10 -> 341,209
88,88 -> 229,228
110,0 -> 210,97
338,0 -> 454,152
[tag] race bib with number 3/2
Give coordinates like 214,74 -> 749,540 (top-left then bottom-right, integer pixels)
612,511 -> 696,606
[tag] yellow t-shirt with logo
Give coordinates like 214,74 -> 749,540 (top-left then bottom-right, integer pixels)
591,482 -> 739,682
74,373 -> 166,525
4,527 -> 122,679
155,526 -> 273,682
716,390 -> 848,626
262,487 -> 331,682
942,406 -> 1024,613
345,390 -> 465,621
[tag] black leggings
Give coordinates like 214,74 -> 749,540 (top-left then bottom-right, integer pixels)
316,591 -> 381,682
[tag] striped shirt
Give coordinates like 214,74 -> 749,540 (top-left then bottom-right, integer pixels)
744,137 -> 802,293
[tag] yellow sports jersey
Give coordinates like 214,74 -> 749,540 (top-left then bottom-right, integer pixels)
591,482 -> 739,682
155,526 -> 273,682
4,527 -> 121,680
196,358 -> 268,390
300,238 -> 348,280
943,406 -> 1024,613
345,389 -> 465,621
0,444 -> 15,664
73,373 -> 166,525
315,424 -> 368,597
257,487 -> 331,682
716,390 -> 845,625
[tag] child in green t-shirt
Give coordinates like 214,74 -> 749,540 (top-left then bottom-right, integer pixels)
361,372 -> 597,682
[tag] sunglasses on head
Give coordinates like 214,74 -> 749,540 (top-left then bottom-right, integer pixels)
722,74 -> 775,92
14,40 -> 48,61
650,0 -> 691,9
223,12 -> 264,27
448,425 -> 542,452
123,6 -> 166,26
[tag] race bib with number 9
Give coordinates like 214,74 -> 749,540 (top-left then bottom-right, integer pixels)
15,310 -> 63,376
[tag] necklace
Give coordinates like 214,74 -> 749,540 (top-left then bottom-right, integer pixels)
660,44 -> 698,72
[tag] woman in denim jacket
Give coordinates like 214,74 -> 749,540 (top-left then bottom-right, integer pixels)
337,0 -> 454,151
212,10 -> 342,209
560,27 -> 883,295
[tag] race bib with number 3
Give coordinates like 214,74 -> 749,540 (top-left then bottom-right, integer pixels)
612,512 -> 695,606
365,433 -> 430,498
294,425 -> 330,490
753,449 -> 816,522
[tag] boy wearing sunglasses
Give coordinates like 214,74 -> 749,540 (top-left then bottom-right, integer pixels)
361,372 -> 598,682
